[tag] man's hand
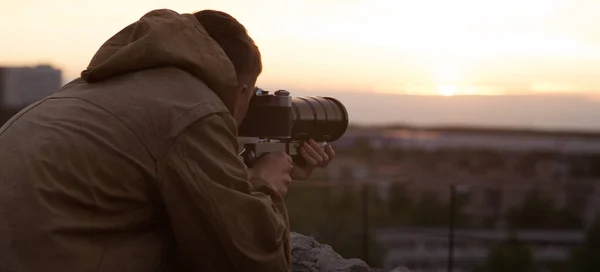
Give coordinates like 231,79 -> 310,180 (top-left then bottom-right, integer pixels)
291,139 -> 336,181
249,152 -> 293,197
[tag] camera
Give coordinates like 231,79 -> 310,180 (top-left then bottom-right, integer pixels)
238,87 -> 349,168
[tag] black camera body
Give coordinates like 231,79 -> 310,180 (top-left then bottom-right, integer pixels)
238,88 -> 349,168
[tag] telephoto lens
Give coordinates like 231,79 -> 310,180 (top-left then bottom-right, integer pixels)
290,96 -> 348,142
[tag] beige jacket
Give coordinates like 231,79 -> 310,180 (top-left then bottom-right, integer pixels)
0,9 -> 290,272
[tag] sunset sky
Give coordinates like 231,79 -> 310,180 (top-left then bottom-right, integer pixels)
2,0 -> 600,98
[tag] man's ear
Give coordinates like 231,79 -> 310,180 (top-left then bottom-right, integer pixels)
227,84 -> 243,109
230,83 -> 250,113
238,84 -> 252,100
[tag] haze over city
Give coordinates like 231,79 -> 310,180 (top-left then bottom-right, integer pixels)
2,0 -> 600,130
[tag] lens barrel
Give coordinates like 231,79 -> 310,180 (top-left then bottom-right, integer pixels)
290,96 -> 348,142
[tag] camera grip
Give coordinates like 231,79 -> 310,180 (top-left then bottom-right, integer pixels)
239,141 -> 327,169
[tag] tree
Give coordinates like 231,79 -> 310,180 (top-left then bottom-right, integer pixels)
476,232 -> 535,272
569,155 -> 600,179
568,215 -> 600,272
285,184 -> 386,267
326,229 -> 386,268
285,184 -> 332,233
552,207 -> 583,229
506,189 -> 582,230
454,190 -> 473,228
385,183 -> 413,226
411,191 -> 448,227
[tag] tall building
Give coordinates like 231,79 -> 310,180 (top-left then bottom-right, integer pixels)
0,65 -> 62,124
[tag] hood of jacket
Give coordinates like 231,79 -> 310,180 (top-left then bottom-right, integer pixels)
81,9 -> 238,107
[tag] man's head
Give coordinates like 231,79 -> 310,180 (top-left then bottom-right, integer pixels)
194,10 -> 262,126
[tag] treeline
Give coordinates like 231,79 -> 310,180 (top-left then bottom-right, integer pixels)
285,183 -> 585,267
475,216 -> 600,272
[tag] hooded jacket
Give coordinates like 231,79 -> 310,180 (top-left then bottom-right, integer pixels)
0,9 -> 290,272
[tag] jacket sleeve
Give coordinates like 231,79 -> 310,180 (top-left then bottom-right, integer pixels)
156,112 -> 291,271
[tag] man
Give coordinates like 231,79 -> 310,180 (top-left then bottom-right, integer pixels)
0,9 -> 335,272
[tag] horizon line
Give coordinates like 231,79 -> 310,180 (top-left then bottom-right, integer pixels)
347,122 -> 600,137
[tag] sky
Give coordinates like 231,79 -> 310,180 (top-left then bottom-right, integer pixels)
2,0 -> 600,129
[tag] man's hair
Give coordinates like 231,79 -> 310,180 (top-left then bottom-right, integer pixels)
194,10 -> 262,84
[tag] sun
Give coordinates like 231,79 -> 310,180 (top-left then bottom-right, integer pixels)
436,85 -> 457,96
432,63 -> 462,96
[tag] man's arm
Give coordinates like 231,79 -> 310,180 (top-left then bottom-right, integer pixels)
156,112 -> 291,271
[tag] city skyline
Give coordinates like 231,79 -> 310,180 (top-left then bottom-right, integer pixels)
3,63 -> 600,132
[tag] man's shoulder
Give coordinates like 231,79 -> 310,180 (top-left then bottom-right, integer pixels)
61,67 -> 225,106
57,67 -> 232,159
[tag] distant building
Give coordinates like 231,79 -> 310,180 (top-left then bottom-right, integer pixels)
0,65 -> 62,110
327,157 -> 370,182
0,65 -> 61,125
